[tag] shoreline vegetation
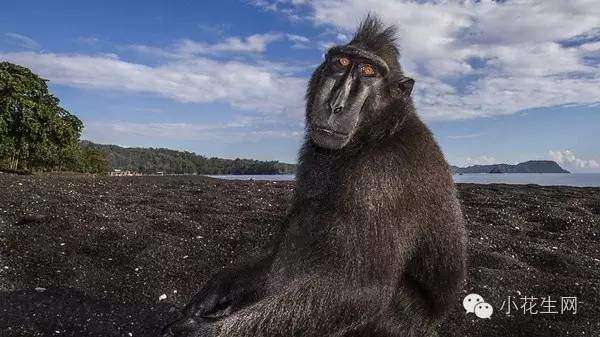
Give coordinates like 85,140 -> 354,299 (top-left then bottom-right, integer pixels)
81,141 -> 296,175
0,173 -> 598,336
1,63 -> 107,175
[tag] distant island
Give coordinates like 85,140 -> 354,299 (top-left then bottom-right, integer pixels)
81,141 -> 296,175
450,160 -> 569,174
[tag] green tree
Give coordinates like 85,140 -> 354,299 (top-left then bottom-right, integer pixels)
78,147 -> 109,174
0,62 -> 83,171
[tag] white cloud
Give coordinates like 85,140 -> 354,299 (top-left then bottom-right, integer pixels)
128,33 -> 284,58
130,33 -> 312,57
286,34 -> 311,49
287,34 -> 309,43
5,1 -> 599,127
257,0 -> 600,121
3,32 -> 40,50
549,150 -> 600,169
252,0 -> 306,20
176,33 -> 283,55
1,30 -> 320,119
0,51 -> 307,117
464,155 -> 497,166
83,120 -> 303,144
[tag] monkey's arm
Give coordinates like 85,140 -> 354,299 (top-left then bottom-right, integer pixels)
405,199 -> 467,318
179,212 -> 405,337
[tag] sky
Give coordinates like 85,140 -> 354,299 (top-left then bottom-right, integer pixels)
1,0 -> 599,172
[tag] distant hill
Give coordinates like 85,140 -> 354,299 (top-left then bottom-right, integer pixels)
451,160 -> 569,174
80,141 -> 568,175
80,141 -> 296,175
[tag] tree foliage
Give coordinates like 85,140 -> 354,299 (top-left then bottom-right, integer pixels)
0,62 -> 102,172
82,141 -> 296,175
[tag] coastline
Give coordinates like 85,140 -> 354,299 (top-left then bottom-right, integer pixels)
205,173 -> 600,188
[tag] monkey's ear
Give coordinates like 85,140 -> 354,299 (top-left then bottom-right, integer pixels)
398,76 -> 415,97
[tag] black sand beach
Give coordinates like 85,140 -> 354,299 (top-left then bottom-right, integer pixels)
0,173 -> 599,336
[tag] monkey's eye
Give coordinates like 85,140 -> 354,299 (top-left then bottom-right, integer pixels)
360,64 -> 376,77
337,57 -> 351,67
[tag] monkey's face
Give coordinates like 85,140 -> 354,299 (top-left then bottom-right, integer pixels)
308,45 -> 412,150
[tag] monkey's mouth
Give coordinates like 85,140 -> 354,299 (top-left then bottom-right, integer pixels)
310,124 -> 353,150
313,126 -> 349,138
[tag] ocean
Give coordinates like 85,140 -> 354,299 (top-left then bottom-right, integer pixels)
207,173 -> 600,187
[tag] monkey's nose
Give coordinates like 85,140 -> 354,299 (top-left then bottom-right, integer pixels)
333,106 -> 344,114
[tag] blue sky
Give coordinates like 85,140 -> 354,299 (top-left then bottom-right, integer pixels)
1,1 -> 599,172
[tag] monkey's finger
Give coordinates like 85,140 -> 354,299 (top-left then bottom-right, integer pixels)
161,317 -> 199,337
185,293 -> 219,316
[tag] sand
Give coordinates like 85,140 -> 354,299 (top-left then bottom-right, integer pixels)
0,173 -> 599,336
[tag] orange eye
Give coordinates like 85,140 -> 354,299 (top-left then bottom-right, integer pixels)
338,57 -> 351,67
360,64 -> 376,77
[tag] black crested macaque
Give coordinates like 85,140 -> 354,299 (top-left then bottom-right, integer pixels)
163,15 -> 466,337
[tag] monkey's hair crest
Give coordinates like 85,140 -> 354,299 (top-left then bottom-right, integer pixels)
350,14 -> 401,72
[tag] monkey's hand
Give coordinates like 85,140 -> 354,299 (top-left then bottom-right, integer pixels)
161,317 -> 219,337
162,255 -> 273,336
161,270 -> 257,337
184,271 -> 249,319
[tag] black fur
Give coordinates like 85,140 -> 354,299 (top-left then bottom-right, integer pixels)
163,14 -> 466,337
350,15 -> 400,72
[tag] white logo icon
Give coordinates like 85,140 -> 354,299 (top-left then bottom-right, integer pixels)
474,302 -> 493,319
463,293 -> 493,319
463,293 -> 484,313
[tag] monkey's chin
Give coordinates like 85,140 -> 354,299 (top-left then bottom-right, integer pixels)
309,127 -> 351,150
